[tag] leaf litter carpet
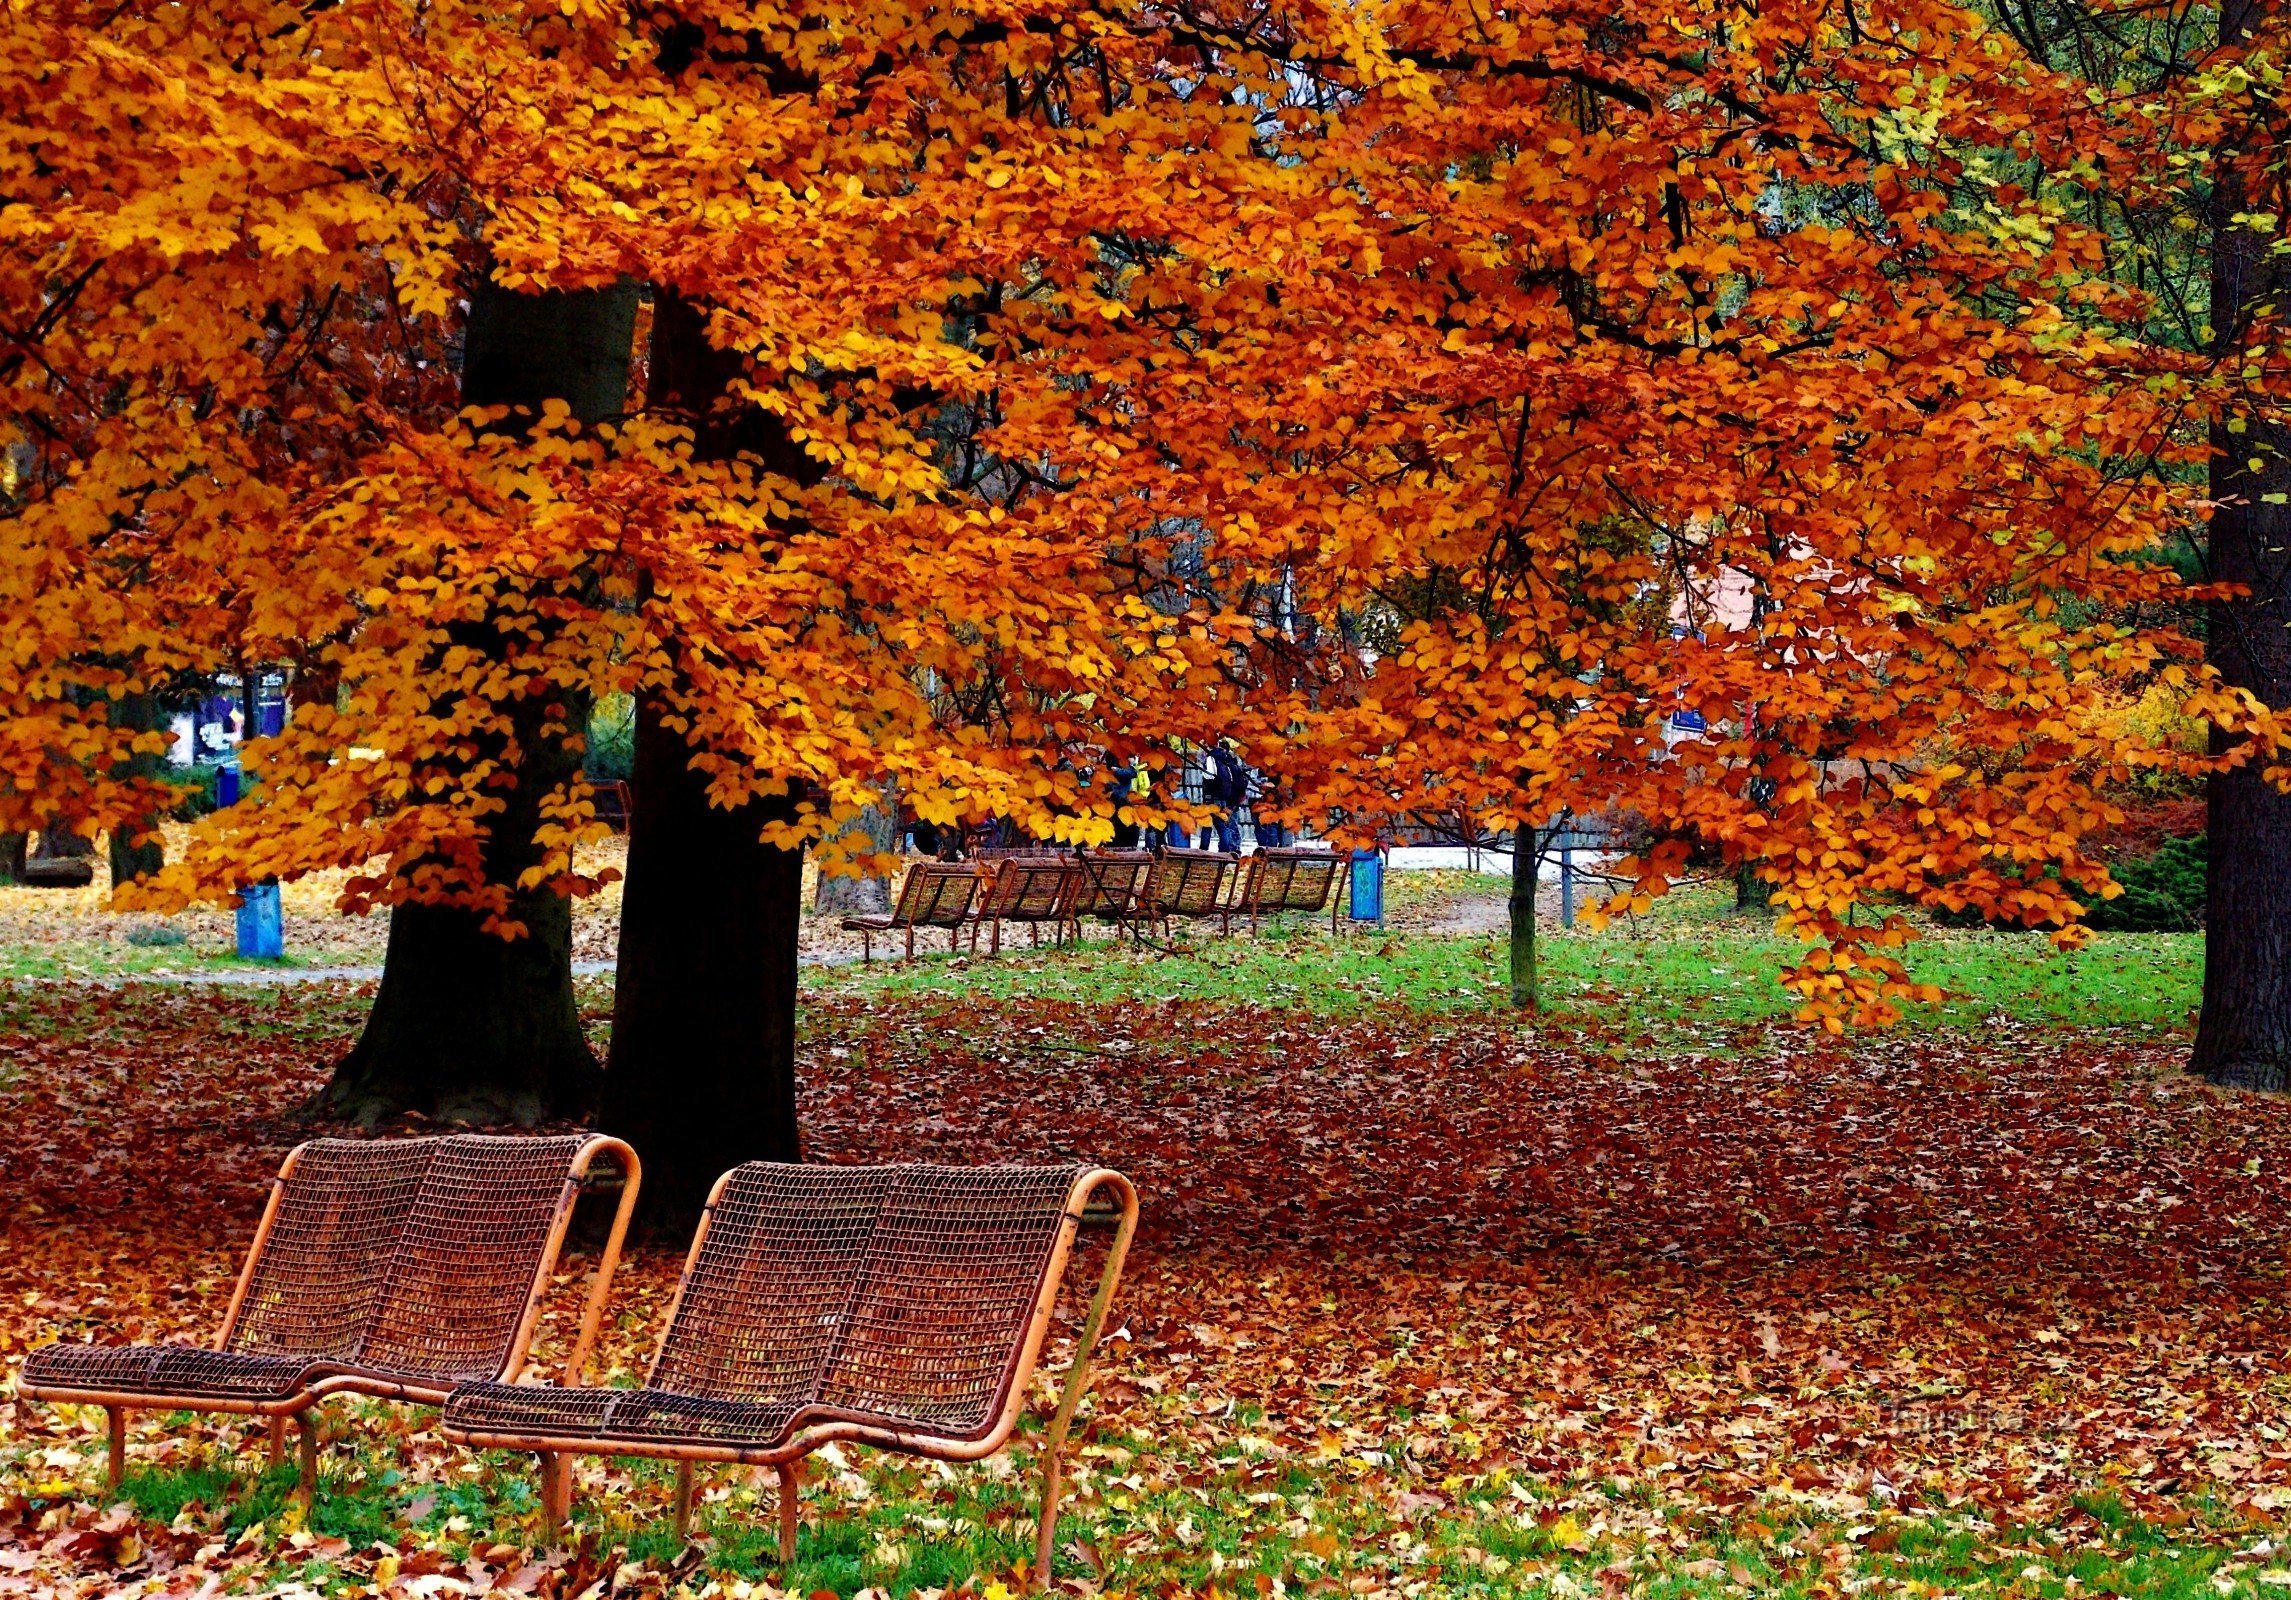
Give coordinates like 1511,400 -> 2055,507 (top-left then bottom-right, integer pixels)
2,984 -> 2287,1594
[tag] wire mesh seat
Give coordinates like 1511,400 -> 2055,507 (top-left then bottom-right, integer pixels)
442,1161 -> 1138,1591
843,862 -> 984,960
1149,850 -> 1238,936
970,856 -> 1084,954
18,1133 -> 638,1496
1237,847 -> 1348,933
1069,850 -> 1157,941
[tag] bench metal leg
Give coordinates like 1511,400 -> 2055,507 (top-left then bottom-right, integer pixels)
104,1405 -> 124,1490
268,1416 -> 287,1465
777,1460 -> 801,1563
1032,1187 -> 1139,1592
539,1452 -> 571,1534
297,1411 -> 318,1504
673,1461 -> 695,1537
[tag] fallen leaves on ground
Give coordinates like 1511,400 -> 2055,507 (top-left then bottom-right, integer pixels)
1,978 -> 2287,1598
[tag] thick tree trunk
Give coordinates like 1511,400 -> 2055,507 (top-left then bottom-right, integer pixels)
107,692 -> 165,887
1509,827 -> 1538,1010
323,686 -> 605,1123
601,287 -> 820,1231
2192,0 -> 2291,1091
0,833 -> 24,883
321,272 -> 637,1124
602,696 -> 804,1231
814,791 -> 898,915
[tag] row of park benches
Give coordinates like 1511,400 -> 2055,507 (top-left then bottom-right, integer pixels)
840,846 -> 1351,959
17,1135 -> 1136,1591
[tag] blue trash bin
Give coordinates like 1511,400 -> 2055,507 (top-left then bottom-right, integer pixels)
1348,848 -> 1384,924
236,881 -> 283,960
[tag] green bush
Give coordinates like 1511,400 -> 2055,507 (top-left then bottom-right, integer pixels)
586,694 -> 635,783
168,764 -> 222,819
2086,834 -> 2206,932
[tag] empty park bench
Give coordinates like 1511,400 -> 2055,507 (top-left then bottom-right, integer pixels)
442,1162 -> 1138,1591
972,855 -> 1083,954
842,862 -> 983,960
17,1133 -> 637,1496
1149,849 -> 1238,936
1068,849 -> 1157,942
1237,847 -> 1347,933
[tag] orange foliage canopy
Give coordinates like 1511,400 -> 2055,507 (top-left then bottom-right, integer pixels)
1,0 -> 2263,1013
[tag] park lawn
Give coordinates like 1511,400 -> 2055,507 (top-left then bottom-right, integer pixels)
0,941 -> 318,982
819,919 -> 2204,1034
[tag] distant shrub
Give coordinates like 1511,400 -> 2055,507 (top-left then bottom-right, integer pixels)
2085,834 -> 2206,932
168,765 -> 222,819
586,695 -> 635,783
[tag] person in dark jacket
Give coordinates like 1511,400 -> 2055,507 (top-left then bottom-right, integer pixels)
1107,761 -> 1141,848
1208,741 -> 1250,853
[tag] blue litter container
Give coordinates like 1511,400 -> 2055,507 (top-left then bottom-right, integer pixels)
236,881 -> 284,960
1348,848 -> 1384,924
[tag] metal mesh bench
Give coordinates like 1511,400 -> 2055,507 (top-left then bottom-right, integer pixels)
971,856 -> 1084,955
1069,850 -> 1157,942
17,1133 -> 638,1496
1237,847 -> 1347,933
1149,850 -> 1238,936
442,1162 -> 1137,1590
843,862 -> 984,959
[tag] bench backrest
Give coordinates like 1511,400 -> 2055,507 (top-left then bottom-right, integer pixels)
224,1134 -> 601,1386
651,1163 -> 1087,1439
1247,849 -> 1342,913
1154,851 -> 1236,916
1072,851 -> 1155,916
979,857 -> 1081,921
890,863 -> 984,929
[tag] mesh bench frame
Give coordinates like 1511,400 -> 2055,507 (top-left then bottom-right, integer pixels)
1068,850 -> 1158,943
16,1133 -> 638,1497
970,856 -> 1084,955
1149,850 -> 1239,936
843,862 -> 984,960
442,1162 -> 1137,1592
1238,847 -> 1349,934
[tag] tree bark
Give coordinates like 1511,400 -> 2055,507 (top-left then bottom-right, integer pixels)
814,790 -> 897,915
2192,0 -> 2291,1090
0,834 -> 24,883
1509,826 -> 1538,1010
600,287 -> 820,1232
321,273 -> 637,1124
107,691 -> 165,887
602,696 -> 805,1230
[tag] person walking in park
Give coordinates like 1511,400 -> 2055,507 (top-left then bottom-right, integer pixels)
1209,740 -> 1250,853
1107,759 -> 1143,848
1250,764 -> 1288,847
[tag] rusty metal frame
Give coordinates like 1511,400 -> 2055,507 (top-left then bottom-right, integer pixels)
1237,848 -> 1347,935
970,856 -> 1084,956
1069,851 -> 1157,944
17,1135 -> 640,1501
448,1167 -> 1138,1592
843,863 -> 985,960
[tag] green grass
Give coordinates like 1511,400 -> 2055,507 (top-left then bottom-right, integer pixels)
0,941 -> 314,981
816,915 -> 2203,1034
61,1422 -> 2288,1598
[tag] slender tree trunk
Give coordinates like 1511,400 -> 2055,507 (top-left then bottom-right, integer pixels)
2193,0 -> 2291,1090
602,696 -> 804,1229
1510,827 -> 1538,1010
601,287 -> 818,1231
321,275 -> 637,1124
814,790 -> 898,915
107,691 -> 165,887
0,834 -> 24,883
